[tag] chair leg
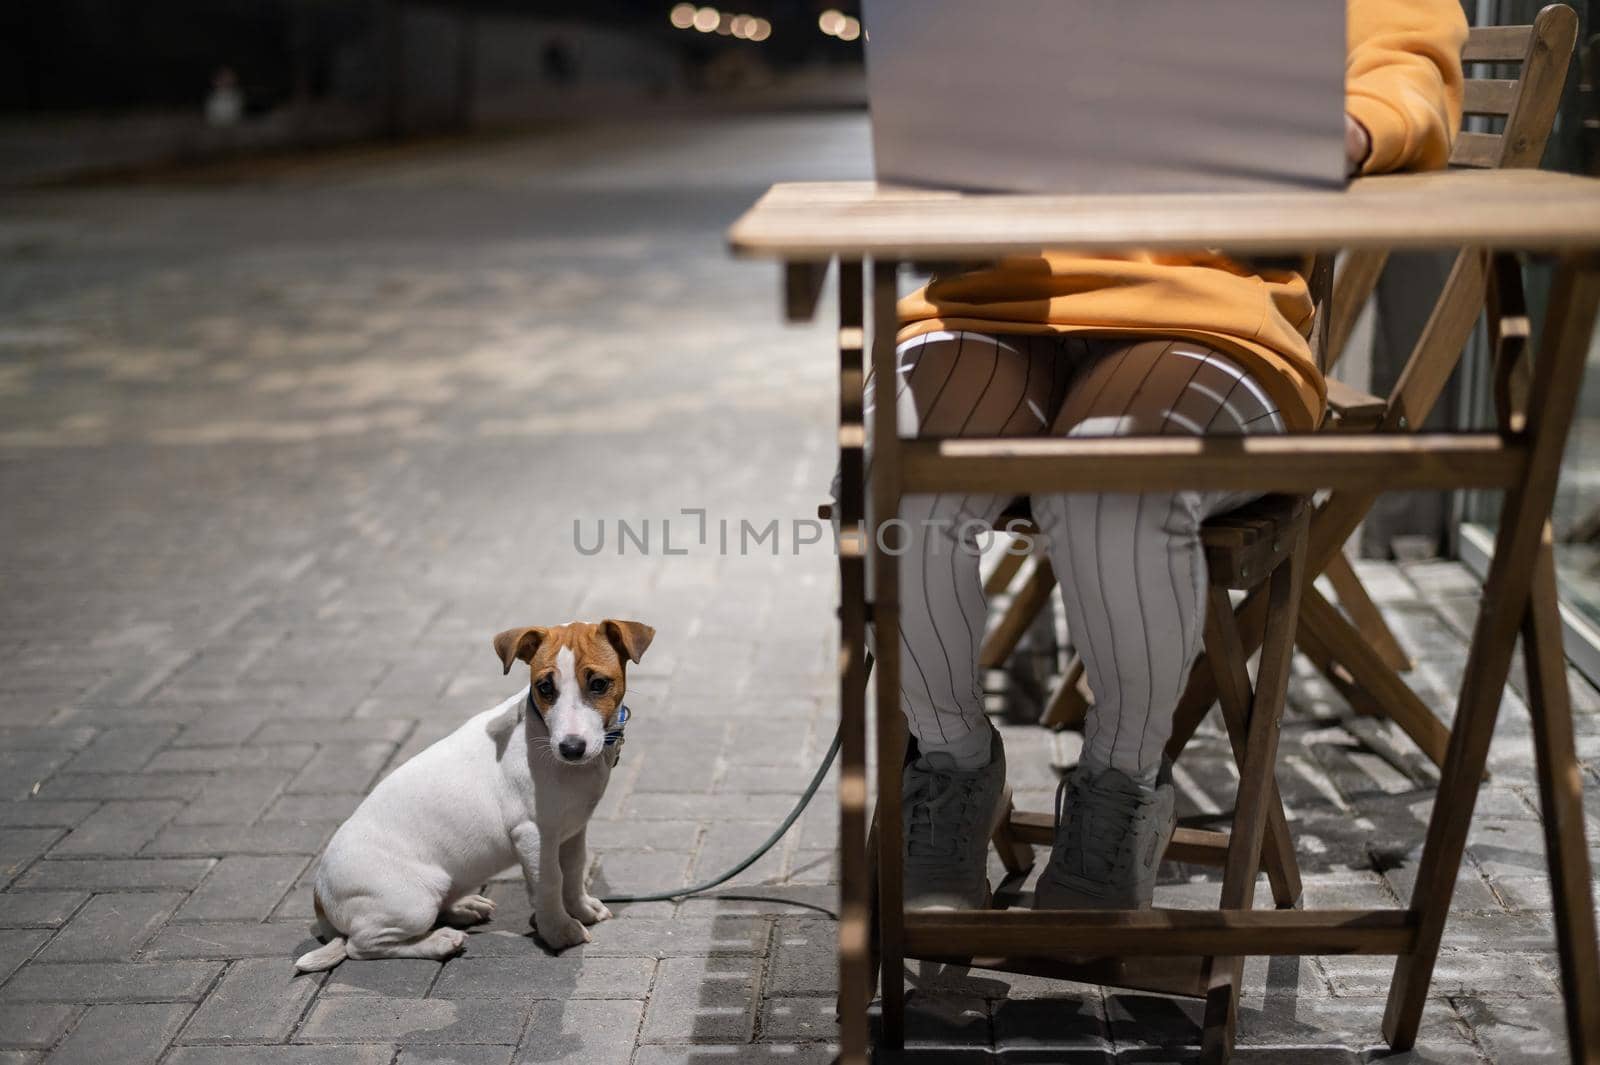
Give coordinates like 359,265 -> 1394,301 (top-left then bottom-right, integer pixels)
1203,585 -> 1304,910
1039,653 -> 1091,730
1166,587 -> 1270,764
1323,550 -> 1414,672
1523,534 -> 1600,1061
983,542 -> 1029,597
1202,525 -> 1307,1065
979,557 -> 1056,669
992,796 -> 1035,876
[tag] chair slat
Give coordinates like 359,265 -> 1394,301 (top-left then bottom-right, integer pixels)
1451,130 -> 1504,168
1464,25 -> 1533,62
1463,77 -> 1520,115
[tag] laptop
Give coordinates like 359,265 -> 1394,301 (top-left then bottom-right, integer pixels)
861,0 -> 1347,195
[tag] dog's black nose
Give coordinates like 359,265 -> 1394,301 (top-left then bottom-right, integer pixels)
557,737 -> 587,761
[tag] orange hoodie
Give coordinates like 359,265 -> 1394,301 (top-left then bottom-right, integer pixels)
895,0 -> 1468,430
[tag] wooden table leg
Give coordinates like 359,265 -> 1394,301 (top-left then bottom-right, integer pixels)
1384,253 -> 1600,1051
870,257 -> 908,1050
1524,530 -> 1600,1062
833,257 -> 872,1065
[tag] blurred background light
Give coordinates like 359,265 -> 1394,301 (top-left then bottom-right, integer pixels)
819,9 -> 846,36
692,6 -> 720,33
669,3 -> 697,30
836,16 -> 861,42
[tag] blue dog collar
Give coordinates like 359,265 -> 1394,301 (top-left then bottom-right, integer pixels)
605,705 -> 630,747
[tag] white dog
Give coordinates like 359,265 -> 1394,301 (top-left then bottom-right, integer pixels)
294,619 -> 654,971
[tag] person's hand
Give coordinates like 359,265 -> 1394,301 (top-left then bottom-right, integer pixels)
1345,113 -> 1372,176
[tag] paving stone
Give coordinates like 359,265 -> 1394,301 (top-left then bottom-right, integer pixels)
759,996 -> 838,1044
142,823 -> 330,857
0,1003 -> 77,1049
1320,950 -> 1557,998
46,1002 -> 192,1065
37,892 -> 183,962
260,793 -> 364,823
144,746 -> 317,774
180,958 -> 322,1043
401,1047 -> 515,1065
170,771 -> 293,827
632,1048 -> 837,1065
61,728 -> 181,775
297,995 -> 531,1045
48,803 -> 182,858
639,954 -> 760,1044
287,743 -> 396,795
0,892 -> 86,929
33,775 -> 204,803
0,803 -> 97,829
1455,997 -> 1571,1063
515,999 -> 644,1063
14,858 -> 215,892
432,955 -> 654,1001
322,959 -> 441,998
142,921 -> 317,959
166,1047 -> 396,1065
173,856 -> 308,922
767,917 -> 836,995
0,930 -> 52,982
0,961 -> 222,1002
0,830 -> 61,886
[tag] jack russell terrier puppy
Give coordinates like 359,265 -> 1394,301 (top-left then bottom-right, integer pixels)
294,619 -> 654,971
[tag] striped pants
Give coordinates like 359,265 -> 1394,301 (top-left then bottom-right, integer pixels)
867,331 -> 1285,779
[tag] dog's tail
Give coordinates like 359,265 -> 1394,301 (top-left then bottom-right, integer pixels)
295,890 -> 347,972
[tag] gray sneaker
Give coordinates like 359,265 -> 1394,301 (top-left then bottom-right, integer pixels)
902,729 -> 1008,911
1033,761 -> 1176,910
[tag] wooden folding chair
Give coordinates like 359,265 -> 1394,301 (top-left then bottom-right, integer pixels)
988,6 -> 1581,771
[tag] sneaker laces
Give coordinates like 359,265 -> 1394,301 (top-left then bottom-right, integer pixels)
1049,769 -> 1147,882
904,765 -> 982,867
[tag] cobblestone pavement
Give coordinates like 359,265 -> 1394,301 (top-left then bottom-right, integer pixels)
2,113 -> 1597,1065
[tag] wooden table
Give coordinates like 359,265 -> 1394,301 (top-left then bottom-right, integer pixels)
728,168 -> 1600,1064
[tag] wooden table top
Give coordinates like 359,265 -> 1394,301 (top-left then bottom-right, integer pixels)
727,169 -> 1600,260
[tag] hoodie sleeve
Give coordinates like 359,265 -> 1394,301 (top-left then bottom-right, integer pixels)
1346,0 -> 1468,174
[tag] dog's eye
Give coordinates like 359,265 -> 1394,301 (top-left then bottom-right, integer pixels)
535,678 -> 556,699
588,677 -> 610,695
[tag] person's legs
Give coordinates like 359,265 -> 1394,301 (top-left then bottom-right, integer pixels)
1029,339 -> 1286,908
856,328 -> 1075,908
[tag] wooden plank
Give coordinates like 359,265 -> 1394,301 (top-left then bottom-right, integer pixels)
1522,534 -> 1600,1061
1451,131 -> 1504,168
900,435 -> 1525,496
869,258 -> 907,1050
1010,814 -> 1230,866
1326,250 -> 1389,373
903,908 -> 1418,958
785,260 -> 828,323
1384,255 -> 1600,1050
728,171 -> 1600,259
1039,654 -> 1090,730
833,259 -> 871,1065
982,543 -> 1029,596
1463,24 -> 1533,62
961,954 -> 1208,998
1463,78 -> 1520,115
978,559 -> 1055,668
1324,378 -> 1388,431
1498,5 -> 1580,170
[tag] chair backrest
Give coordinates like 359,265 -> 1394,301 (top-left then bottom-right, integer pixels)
1323,4 -> 1579,378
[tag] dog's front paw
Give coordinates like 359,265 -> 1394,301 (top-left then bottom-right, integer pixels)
532,909 -> 591,950
567,894 -> 613,925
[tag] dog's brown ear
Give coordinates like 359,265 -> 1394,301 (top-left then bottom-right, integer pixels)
492,627 -> 547,675
601,620 -> 655,664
